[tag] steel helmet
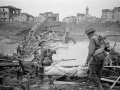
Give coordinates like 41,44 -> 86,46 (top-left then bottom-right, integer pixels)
39,40 -> 46,46
85,28 -> 96,34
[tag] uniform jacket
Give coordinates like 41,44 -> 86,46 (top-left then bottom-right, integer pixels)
86,34 -> 107,64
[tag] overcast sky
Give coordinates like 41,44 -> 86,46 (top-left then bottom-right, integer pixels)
0,0 -> 120,21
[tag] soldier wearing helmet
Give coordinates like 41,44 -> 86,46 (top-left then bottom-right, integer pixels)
85,28 -> 96,39
36,40 -> 54,85
85,28 -> 107,90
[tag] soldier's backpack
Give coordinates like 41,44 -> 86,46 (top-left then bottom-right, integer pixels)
42,49 -> 53,66
92,34 -> 108,61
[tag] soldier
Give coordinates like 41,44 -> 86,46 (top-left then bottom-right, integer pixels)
64,32 -> 76,44
85,28 -> 109,90
37,41 -> 55,85
17,45 -> 21,55
32,48 -> 40,62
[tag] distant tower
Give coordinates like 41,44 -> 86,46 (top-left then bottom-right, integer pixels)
86,6 -> 89,15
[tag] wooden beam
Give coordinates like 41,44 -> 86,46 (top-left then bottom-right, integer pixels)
101,78 -> 120,84
110,76 -> 120,90
104,66 -> 120,69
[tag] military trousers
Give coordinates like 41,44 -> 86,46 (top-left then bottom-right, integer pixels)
89,63 -> 103,86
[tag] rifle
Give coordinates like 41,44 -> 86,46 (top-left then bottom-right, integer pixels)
112,42 -> 116,51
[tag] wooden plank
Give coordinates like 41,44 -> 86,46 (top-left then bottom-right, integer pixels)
54,81 -> 78,85
0,58 -> 13,61
0,62 -> 19,67
101,78 -> 120,84
110,76 -> 120,90
104,66 -> 120,69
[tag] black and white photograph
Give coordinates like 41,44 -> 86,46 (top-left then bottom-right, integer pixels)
0,0 -> 120,90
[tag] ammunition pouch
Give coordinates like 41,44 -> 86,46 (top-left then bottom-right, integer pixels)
42,57 -> 52,66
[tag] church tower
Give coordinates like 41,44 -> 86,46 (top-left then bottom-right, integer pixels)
86,6 -> 89,15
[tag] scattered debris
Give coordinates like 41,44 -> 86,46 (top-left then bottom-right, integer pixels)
0,21 -> 120,90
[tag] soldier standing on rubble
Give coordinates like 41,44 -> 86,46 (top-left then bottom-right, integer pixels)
85,28 -> 110,90
36,41 -> 55,85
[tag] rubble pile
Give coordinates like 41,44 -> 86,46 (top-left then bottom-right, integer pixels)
0,21 -> 120,90
28,21 -> 65,45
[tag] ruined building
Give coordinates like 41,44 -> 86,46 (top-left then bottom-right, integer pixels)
62,16 -> 77,23
62,6 -> 98,24
0,5 -> 21,21
34,12 -> 59,22
102,7 -> 120,22
77,6 -> 98,23
77,6 -> 91,23
14,13 -> 34,22
77,13 -> 87,23
0,5 -> 34,22
63,6 -> 90,23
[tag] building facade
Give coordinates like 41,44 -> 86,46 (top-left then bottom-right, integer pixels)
62,16 -> 77,23
14,13 -> 34,22
38,12 -> 59,22
101,7 -> 120,22
0,5 -> 21,21
34,16 -> 46,22
102,9 -> 114,22
113,7 -> 120,22
77,13 -> 87,23
87,16 -> 99,22
77,6 -> 92,23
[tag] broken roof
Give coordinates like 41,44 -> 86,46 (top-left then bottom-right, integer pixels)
0,5 -> 21,10
21,13 -> 34,17
102,9 -> 113,12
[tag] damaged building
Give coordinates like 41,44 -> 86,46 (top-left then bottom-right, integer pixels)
101,6 -> 120,23
14,13 -> 34,22
0,5 -> 21,21
34,12 -> 59,22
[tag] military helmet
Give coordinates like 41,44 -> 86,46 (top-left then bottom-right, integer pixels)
39,40 -> 46,46
85,28 -> 96,34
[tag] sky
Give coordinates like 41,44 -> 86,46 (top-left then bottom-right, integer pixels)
0,0 -> 120,21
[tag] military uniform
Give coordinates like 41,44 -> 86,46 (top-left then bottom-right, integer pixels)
64,32 -> 76,44
36,47 -> 54,84
36,48 -> 46,83
86,34 -> 107,88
